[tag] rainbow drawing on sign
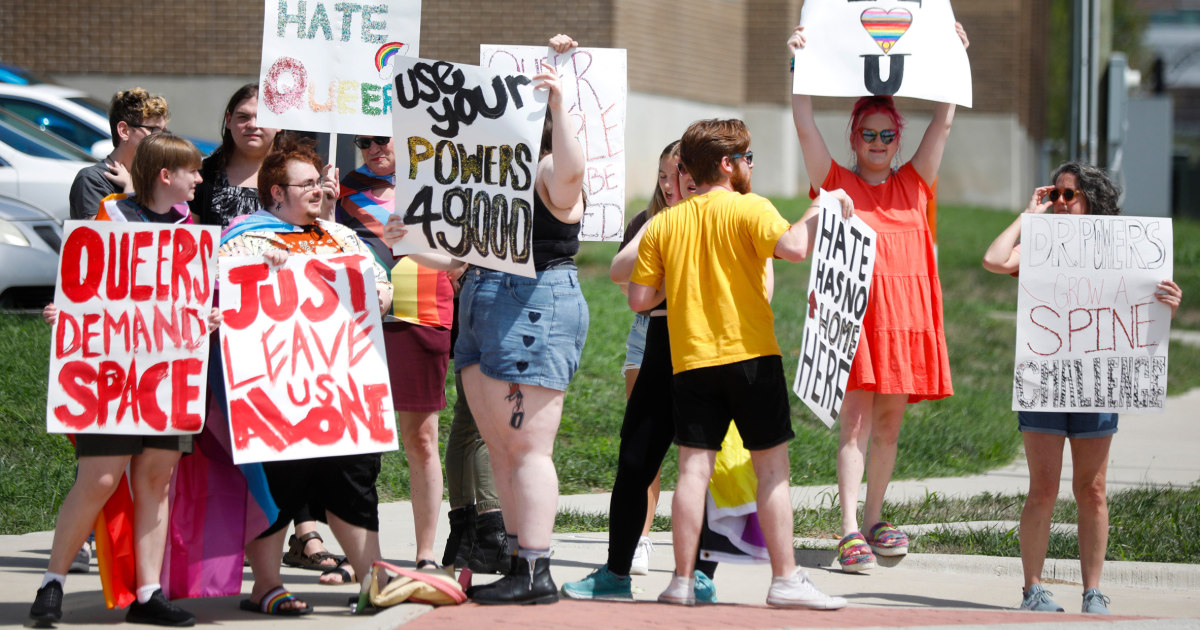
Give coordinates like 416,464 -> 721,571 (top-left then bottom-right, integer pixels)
375,42 -> 409,72
860,8 -> 913,54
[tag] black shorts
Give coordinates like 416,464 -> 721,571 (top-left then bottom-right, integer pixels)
672,355 -> 794,451
74,434 -> 193,458
258,453 -> 382,537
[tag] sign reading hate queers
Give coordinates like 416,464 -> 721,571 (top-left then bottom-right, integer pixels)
481,44 -> 627,242
1013,214 -> 1173,413
793,0 -> 972,107
47,222 -> 219,435
389,55 -> 548,278
219,255 -> 398,464
258,0 -> 421,135
793,190 -> 878,428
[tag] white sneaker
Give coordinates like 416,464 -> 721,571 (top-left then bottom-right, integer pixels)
657,574 -> 695,606
630,537 -> 652,576
69,543 -> 91,574
766,568 -> 847,610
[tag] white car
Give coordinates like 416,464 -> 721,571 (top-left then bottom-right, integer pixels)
0,194 -> 62,309
0,106 -> 89,223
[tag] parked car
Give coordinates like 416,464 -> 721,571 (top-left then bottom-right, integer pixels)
0,194 -> 62,310
0,62 -> 55,86
0,106 -> 90,222
0,82 -> 219,158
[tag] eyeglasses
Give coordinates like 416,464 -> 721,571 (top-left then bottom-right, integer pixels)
1048,188 -> 1082,203
130,123 -> 166,134
728,151 -> 754,165
859,128 -> 897,145
353,136 -> 391,149
284,180 -> 321,193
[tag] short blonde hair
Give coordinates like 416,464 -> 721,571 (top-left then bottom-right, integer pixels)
130,132 -> 202,206
109,87 -> 168,148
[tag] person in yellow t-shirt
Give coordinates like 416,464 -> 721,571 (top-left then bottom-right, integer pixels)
629,118 -> 852,610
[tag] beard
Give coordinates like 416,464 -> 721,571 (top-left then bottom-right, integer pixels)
730,163 -> 752,194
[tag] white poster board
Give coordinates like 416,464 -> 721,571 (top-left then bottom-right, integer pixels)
258,0 -> 421,135
46,222 -> 219,435
793,191 -> 878,428
481,44 -> 628,242
793,0 -> 972,107
1013,214 -> 1173,413
388,56 -> 547,278
219,254 -> 398,464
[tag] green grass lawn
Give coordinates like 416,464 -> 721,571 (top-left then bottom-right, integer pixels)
3,203 -> 1200,535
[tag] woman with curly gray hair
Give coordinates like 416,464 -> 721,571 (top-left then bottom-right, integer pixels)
982,161 -> 1182,615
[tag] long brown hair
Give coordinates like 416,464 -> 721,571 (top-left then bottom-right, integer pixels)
647,140 -> 681,218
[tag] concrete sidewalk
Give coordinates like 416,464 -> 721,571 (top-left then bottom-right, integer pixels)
2,390 -> 1197,629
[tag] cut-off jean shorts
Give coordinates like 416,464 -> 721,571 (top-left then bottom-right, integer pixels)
1018,411 -> 1118,439
622,313 -> 651,376
455,266 -> 589,392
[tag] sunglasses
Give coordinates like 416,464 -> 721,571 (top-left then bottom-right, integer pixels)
353,136 -> 391,149
1048,188 -> 1082,203
859,128 -> 897,145
130,123 -> 167,134
729,151 -> 754,165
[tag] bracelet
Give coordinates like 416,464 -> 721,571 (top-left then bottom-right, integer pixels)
789,57 -> 795,73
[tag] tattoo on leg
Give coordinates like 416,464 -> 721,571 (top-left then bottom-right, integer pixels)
506,383 -> 525,429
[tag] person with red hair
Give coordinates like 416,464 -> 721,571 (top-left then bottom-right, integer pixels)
787,22 -> 968,574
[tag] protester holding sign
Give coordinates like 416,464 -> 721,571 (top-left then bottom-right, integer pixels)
982,162 -> 1183,614
788,23 -> 965,574
446,33 -> 589,606
216,135 -> 393,615
31,133 -> 215,627
190,84 -> 282,228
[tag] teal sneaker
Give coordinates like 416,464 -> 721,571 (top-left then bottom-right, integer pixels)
560,564 -> 633,600
1082,588 -> 1111,614
1019,584 -> 1064,612
693,571 -> 717,604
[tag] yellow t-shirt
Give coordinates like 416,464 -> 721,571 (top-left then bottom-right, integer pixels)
631,189 -> 790,374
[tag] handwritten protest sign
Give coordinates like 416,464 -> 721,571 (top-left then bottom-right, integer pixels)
219,254 -> 397,464
481,44 -> 627,242
258,0 -> 421,135
1013,214 -> 1173,413
793,191 -> 877,427
389,56 -> 548,277
46,222 -> 218,435
793,0 -> 972,107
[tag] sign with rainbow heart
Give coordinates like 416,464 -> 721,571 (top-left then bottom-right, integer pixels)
257,0 -> 422,136
792,0 -> 971,107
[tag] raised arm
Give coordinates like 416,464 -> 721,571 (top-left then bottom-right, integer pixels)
788,26 -> 833,188
774,189 -> 855,262
535,35 -> 586,221
910,22 -> 969,184
982,185 -> 1053,275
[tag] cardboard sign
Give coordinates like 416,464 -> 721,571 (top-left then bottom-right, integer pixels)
793,0 -> 972,107
481,44 -> 627,242
46,222 -> 219,435
258,0 -> 421,135
389,55 -> 548,278
219,254 -> 398,464
793,191 -> 878,427
1013,214 -> 1173,413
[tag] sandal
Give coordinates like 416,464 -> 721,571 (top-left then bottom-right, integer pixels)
836,532 -> 878,573
239,586 -> 313,616
865,521 -> 909,557
283,531 -> 344,571
321,557 -> 357,585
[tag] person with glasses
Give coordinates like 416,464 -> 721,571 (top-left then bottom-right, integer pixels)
788,23 -> 968,574
982,162 -> 1183,614
216,135 -> 392,616
68,87 -> 168,220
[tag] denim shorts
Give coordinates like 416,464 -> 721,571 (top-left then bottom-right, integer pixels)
1018,411 -> 1119,439
455,266 -> 589,391
622,313 -> 651,376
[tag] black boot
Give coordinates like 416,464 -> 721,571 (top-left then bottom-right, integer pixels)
469,556 -> 558,605
441,505 -> 477,569
469,510 -> 512,574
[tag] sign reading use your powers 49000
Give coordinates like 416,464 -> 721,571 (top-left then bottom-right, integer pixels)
481,44 -> 627,242
793,191 -> 877,428
258,0 -> 421,135
388,56 -> 547,278
1013,214 -> 1173,413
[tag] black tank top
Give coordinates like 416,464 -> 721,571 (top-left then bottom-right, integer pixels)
531,192 -> 580,271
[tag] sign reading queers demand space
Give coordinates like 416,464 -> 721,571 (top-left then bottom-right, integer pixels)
219,255 -> 398,464
46,222 -> 219,435
389,56 -> 548,278
1013,214 -> 1173,413
793,0 -> 972,107
793,190 -> 878,428
258,0 -> 421,135
481,44 -> 628,242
